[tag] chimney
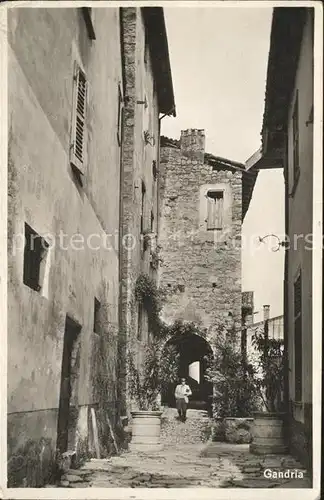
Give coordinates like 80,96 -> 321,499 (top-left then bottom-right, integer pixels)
263,305 -> 270,322
180,129 -> 205,162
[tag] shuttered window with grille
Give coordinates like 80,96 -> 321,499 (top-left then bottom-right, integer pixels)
70,64 -> 87,175
294,271 -> 302,401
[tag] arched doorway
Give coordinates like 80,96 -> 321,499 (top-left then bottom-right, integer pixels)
162,332 -> 213,412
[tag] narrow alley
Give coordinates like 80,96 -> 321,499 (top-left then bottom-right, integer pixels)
54,409 -> 311,489
4,5 -> 318,493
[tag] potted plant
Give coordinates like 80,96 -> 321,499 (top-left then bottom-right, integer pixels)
249,326 -> 287,454
127,341 -> 179,452
205,324 -> 261,444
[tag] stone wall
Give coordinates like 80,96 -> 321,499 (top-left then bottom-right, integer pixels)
285,11 -> 313,471
286,8 -> 313,417
7,7 -> 123,486
119,8 -> 161,413
287,402 -> 312,473
158,130 -> 242,344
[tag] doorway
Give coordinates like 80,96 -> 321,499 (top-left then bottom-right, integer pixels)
162,332 -> 213,411
56,316 -> 81,454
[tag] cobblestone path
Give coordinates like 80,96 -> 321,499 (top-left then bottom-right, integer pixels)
160,407 -> 211,445
57,408 -> 311,488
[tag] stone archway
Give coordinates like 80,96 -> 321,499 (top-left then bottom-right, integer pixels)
161,331 -> 213,411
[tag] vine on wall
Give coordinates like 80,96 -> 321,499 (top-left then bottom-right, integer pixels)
134,274 -> 167,339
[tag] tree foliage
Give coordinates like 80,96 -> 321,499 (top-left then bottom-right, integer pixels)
251,327 -> 284,413
205,325 -> 261,418
128,341 -> 180,411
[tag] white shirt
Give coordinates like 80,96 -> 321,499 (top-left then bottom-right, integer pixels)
175,384 -> 192,403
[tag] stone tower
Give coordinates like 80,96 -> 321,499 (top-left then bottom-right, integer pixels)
158,129 -> 245,342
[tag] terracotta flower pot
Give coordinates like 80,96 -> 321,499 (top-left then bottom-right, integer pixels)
249,411 -> 288,454
129,410 -> 163,452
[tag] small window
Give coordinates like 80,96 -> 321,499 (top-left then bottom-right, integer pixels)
70,64 -> 87,177
294,272 -> 302,401
292,91 -> 300,187
81,7 -> 96,40
150,211 -> 154,233
117,83 -> 124,147
140,182 -> 146,234
23,224 -> 49,292
206,190 -> 224,230
94,297 -> 101,333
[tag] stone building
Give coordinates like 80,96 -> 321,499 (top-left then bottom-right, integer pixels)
247,8 -> 314,470
158,130 -> 257,406
118,7 -> 175,412
7,6 -> 175,486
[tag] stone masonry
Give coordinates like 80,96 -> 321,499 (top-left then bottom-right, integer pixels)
158,130 -> 243,342
119,8 -> 163,414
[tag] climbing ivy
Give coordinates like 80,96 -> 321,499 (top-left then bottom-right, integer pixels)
205,324 -> 262,418
134,274 -> 167,339
165,320 -> 207,340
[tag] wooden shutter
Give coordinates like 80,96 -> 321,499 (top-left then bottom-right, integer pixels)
207,197 -> 216,230
215,195 -> 223,229
23,224 -> 45,292
70,64 -> 87,175
207,191 -> 224,230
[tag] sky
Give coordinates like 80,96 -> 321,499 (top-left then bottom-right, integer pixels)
162,6 -> 285,320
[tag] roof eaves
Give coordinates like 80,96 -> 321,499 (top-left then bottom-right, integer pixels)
142,8 -> 176,117
261,7 -> 308,155
204,153 -> 245,171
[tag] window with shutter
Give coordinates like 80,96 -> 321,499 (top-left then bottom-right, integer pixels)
294,272 -> 302,401
206,191 -> 224,230
70,64 -> 87,176
23,223 -> 49,292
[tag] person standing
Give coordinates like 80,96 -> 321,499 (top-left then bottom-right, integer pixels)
174,378 -> 192,422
